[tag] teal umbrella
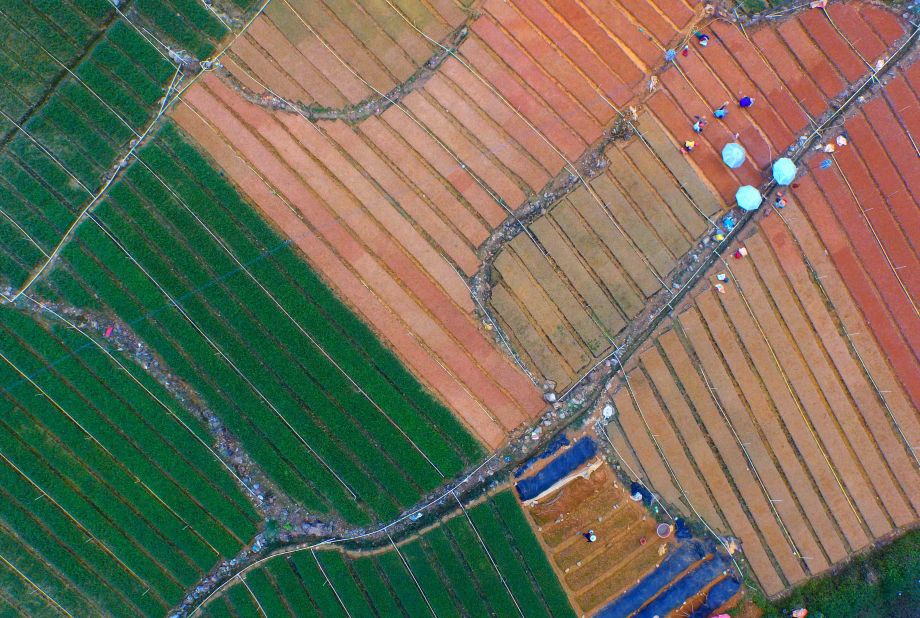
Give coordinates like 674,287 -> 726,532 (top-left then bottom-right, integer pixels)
736,185 -> 763,211
772,157 -> 797,185
721,142 -> 746,169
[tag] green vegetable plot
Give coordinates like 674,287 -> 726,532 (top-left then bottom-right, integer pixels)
43,124 -> 483,524
0,306 -> 259,616
200,491 -> 575,617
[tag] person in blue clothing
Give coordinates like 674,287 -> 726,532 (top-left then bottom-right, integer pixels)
739,95 -> 755,108
714,101 -> 729,118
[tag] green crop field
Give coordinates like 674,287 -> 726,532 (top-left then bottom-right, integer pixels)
0,305 -> 259,616
198,491 -> 575,617
0,0 -> 483,529
35,123 -> 483,525
0,0 -> 237,288
0,0 -> 485,613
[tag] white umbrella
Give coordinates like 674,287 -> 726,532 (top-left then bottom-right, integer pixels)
736,185 -> 763,211
772,157 -> 797,185
721,142 -> 746,169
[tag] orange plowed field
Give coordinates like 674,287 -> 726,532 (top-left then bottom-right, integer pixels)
173,0 -> 709,444
645,2 -> 906,203
223,0 -> 470,107
604,104 -> 920,595
484,3 -> 907,390
525,465 -> 668,614
792,61 -> 920,417
173,73 -> 543,447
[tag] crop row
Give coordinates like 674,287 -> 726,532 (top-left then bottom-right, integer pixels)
0,1 -> 110,116
39,122 -> 482,524
0,8 -> 176,287
132,0 -> 228,60
0,305 -> 259,615
202,490 -> 574,617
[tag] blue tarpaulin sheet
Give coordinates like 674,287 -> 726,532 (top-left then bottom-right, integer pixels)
596,540 -> 707,618
633,556 -> 728,618
515,437 -> 596,500
689,577 -> 741,618
514,434 -> 570,478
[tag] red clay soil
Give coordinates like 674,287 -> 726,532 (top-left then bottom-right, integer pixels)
726,254 -> 892,539
645,3 -> 905,204
171,0 -> 721,447
771,198 -> 920,483
790,64 -> 920,418
745,235 -> 914,528
762,231 -> 920,518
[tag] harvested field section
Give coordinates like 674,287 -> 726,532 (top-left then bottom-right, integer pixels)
789,62 -> 920,419
645,3 -> 904,204
524,464 -> 669,615
175,72 -> 545,448
605,215 -> 920,596
223,0 -> 466,108
197,491 -> 575,617
489,111 -> 719,389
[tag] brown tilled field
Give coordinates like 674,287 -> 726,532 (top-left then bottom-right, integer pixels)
161,0 -> 920,607
645,2 -> 906,202
599,6 -> 920,599
485,3 -> 907,391
222,0 -> 472,107
490,111 -> 721,387
525,465 -> 669,615
604,137 -> 920,595
791,61 -> 920,416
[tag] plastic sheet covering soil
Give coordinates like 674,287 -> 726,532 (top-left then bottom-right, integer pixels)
689,576 -> 742,618
514,434 -> 570,478
596,540 -> 707,617
515,437 -> 596,500
634,554 -> 730,618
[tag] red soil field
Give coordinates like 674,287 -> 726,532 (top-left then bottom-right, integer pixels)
172,0 -> 715,445
173,75 -> 545,448
645,3 -> 905,204
791,62 -> 920,417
